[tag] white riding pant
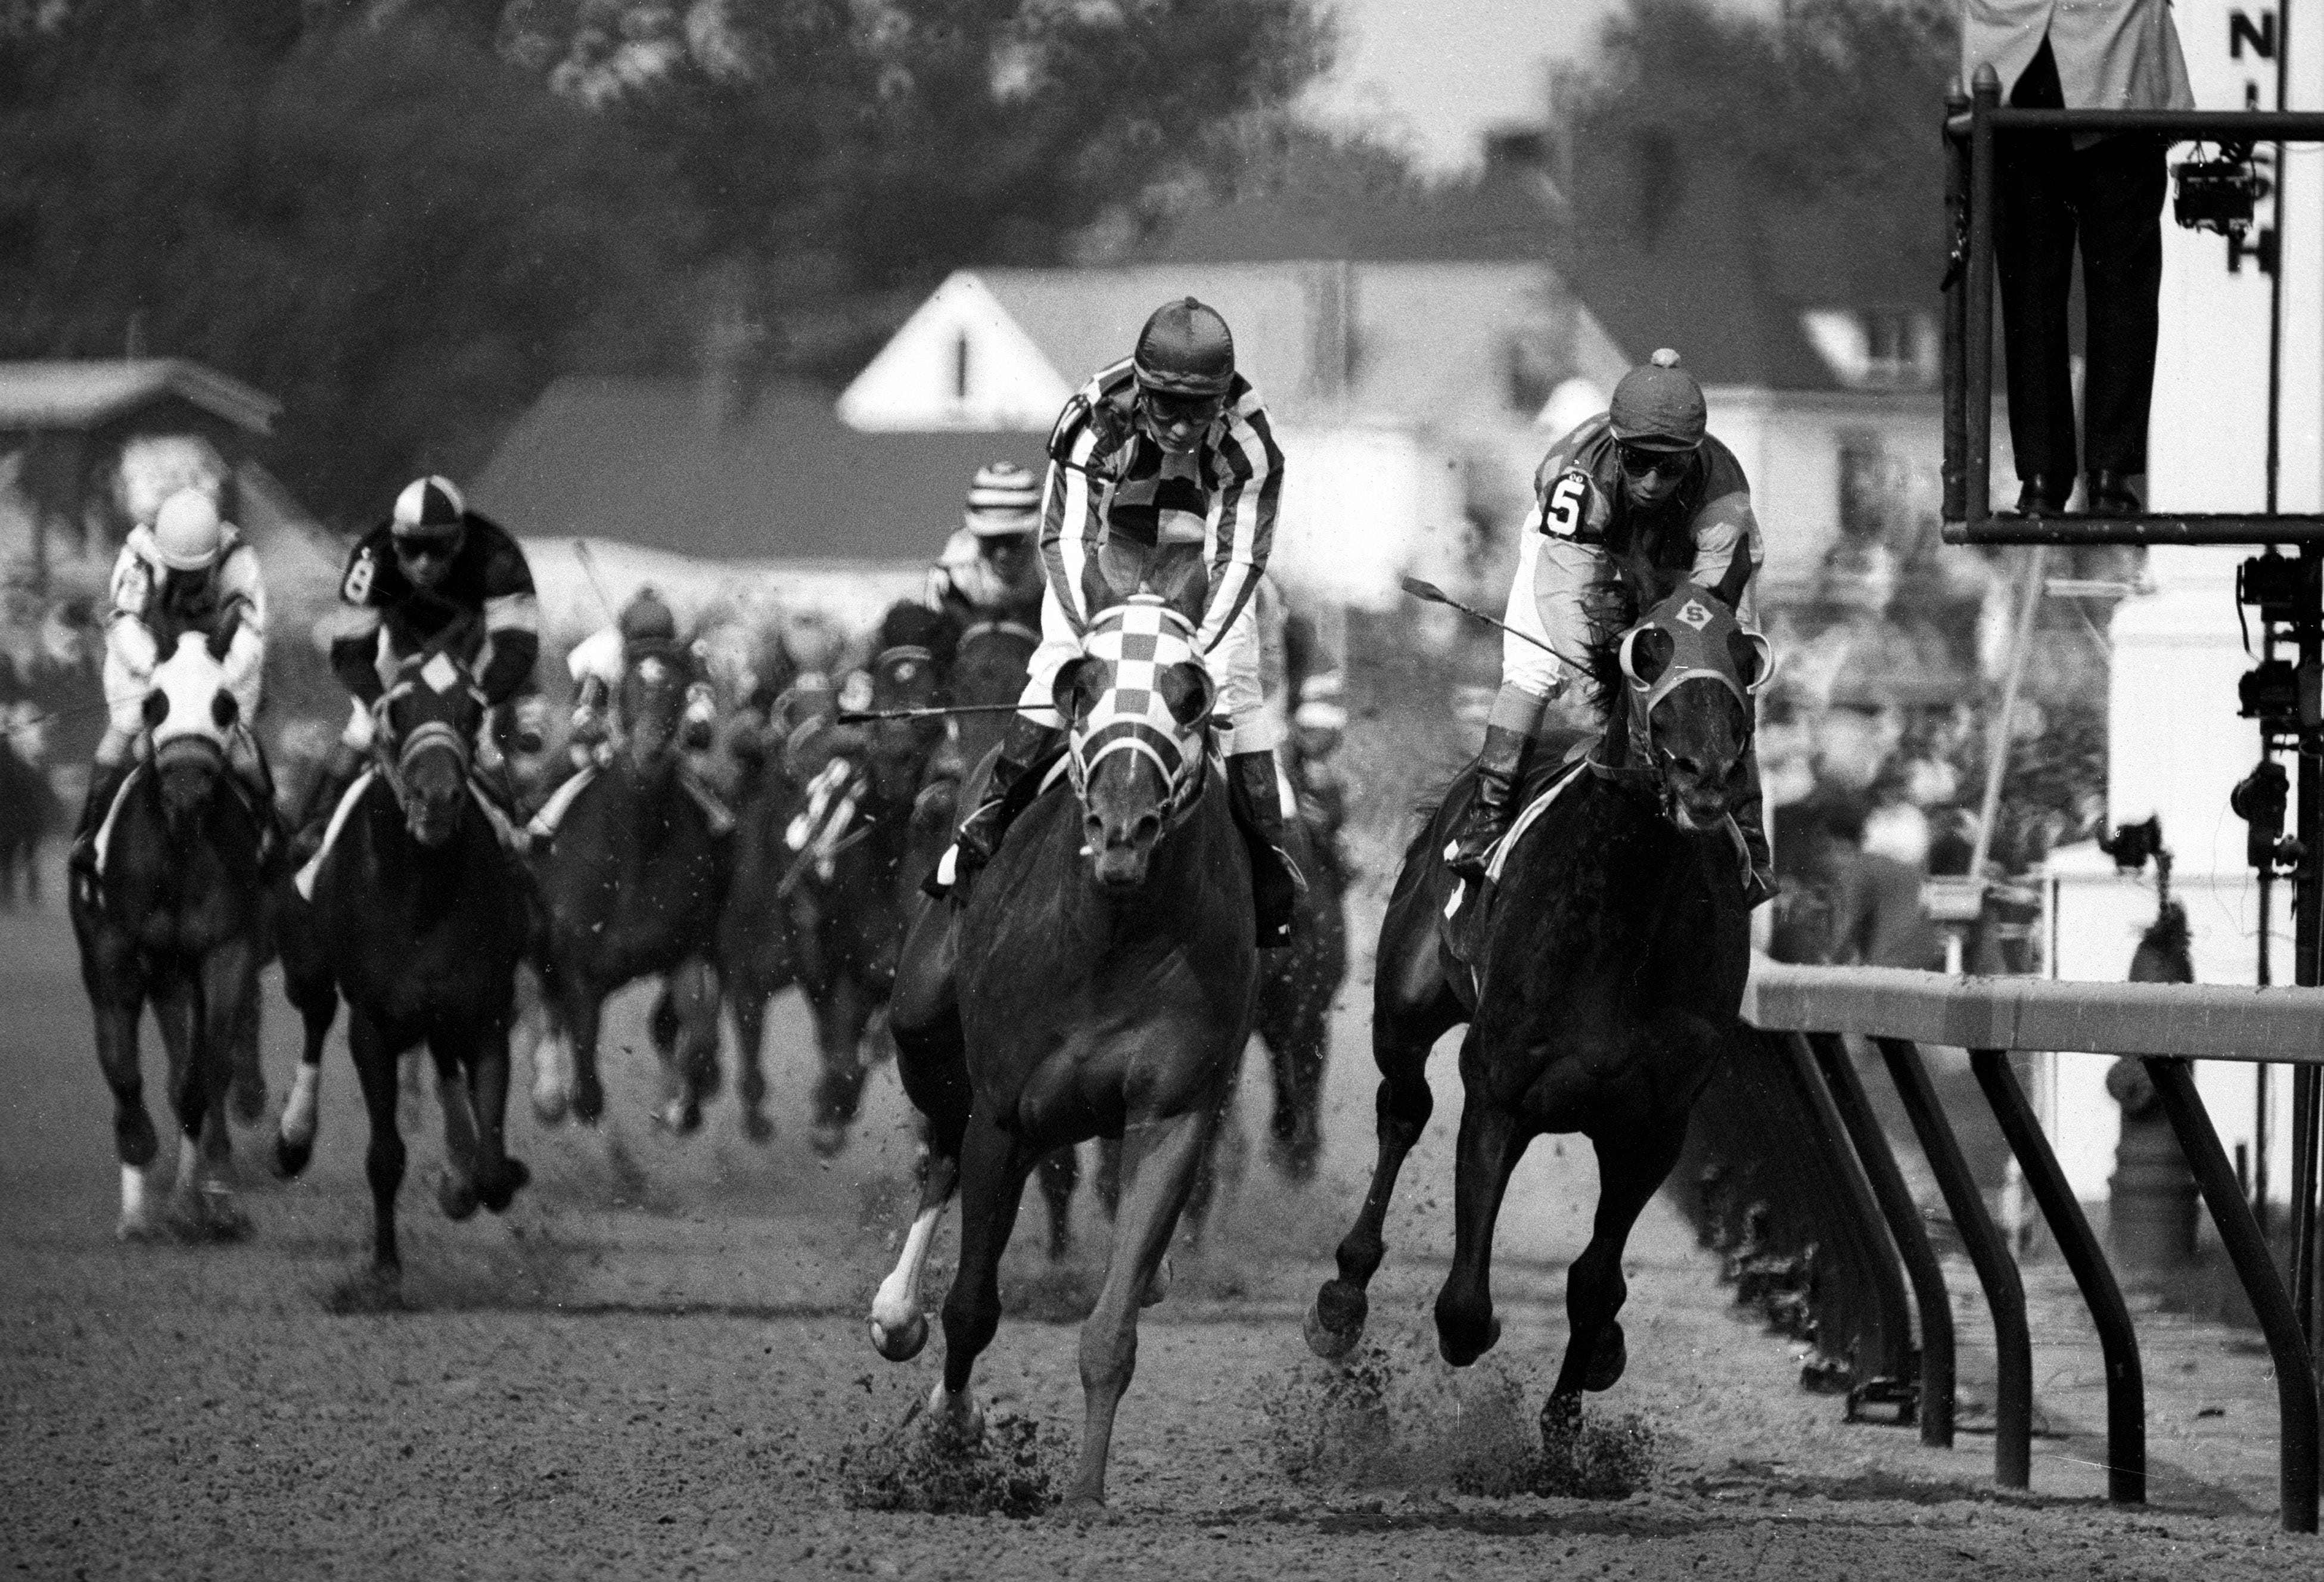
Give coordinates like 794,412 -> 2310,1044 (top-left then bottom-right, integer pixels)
1017,584 -> 1280,757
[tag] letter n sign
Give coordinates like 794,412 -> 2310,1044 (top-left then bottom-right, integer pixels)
2230,10 -> 2278,59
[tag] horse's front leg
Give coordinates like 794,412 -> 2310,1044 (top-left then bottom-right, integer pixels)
90,983 -> 161,1240
1308,875 -> 1462,1359
181,941 -> 259,1240
650,957 -> 721,1135
807,974 -> 872,1157
1067,1105 -> 1214,1507
347,1010 -> 409,1282
931,1109 -> 1037,1431
1540,1123 -> 1688,1438
1431,1052 -> 1530,1367
438,1020 -> 529,1217
549,962 -> 609,1125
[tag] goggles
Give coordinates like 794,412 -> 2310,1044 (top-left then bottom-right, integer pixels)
393,534 -> 462,564
1616,442 -> 1694,481
1141,389 -> 1226,430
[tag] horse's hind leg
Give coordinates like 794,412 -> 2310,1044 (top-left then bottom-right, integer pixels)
1308,878 -> 1462,1359
650,959 -> 721,1135
449,1019 -> 529,1216
1431,1071 -> 1530,1367
931,1110 -> 1037,1425
1541,1125 -> 1688,1435
807,976 -> 872,1157
227,972 -> 267,1125
183,943 -> 259,1239
727,977 -> 775,1143
1066,1105 -> 1213,1507
347,1011 -> 409,1279
551,971 -> 609,1125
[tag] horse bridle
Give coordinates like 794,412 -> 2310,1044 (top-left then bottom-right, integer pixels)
1605,590 -> 1775,812
1062,601 -> 1214,835
374,673 -> 481,812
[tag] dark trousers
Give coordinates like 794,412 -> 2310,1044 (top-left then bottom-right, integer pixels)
1995,41 -> 2167,482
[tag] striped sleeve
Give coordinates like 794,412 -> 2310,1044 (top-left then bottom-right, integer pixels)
1038,419 -> 1104,635
1199,391 -> 1282,652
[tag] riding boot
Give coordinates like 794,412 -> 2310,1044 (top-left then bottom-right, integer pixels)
943,713 -> 1062,893
1227,750 -> 1302,950
69,759 -> 133,877
1444,725 -> 1531,882
291,742 -> 365,866
1732,748 -> 1777,909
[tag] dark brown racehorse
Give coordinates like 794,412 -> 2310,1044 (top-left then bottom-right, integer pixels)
529,641 -> 729,1132
872,586 -> 1259,1508
722,639 -> 944,1153
275,644 -> 534,1280
1307,581 -> 1767,1440
70,632 -> 266,1240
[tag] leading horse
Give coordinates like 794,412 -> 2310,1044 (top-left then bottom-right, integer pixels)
70,630 -> 266,1239
1306,581 -> 1767,1440
278,644 -> 533,1280
870,587 -> 1259,1507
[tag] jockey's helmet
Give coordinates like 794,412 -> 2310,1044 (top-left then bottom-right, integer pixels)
964,462 -> 1040,538
619,586 -> 680,649
392,475 -> 468,543
1607,348 -> 1706,453
1132,298 -> 1234,399
150,489 -> 228,573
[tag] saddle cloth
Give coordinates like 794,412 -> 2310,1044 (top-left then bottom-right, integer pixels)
295,771 -> 529,901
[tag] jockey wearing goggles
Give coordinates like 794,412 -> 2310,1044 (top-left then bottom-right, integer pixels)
294,475 -> 540,851
1445,349 -> 1776,906
946,296 -> 1302,947
924,461 -> 1047,633
72,487 -> 277,874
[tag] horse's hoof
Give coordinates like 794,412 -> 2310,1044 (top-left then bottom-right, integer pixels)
741,1108 -> 775,1145
1436,1313 -> 1500,1369
179,1186 -> 250,1244
530,1086 -> 569,1127
1583,1321 -> 1627,1393
869,1313 -> 928,1362
437,1170 -> 480,1223
272,1135 -> 313,1182
1303,1302 -> 1359,1362
651,1099 -> 702,1136
809,1121 -> 849,1158
116,1211 -> 166,1244
477,1158 -> 530,1214
1539,1391 -> 1582,1446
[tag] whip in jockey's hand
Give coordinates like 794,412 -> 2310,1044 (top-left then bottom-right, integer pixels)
944,296 -> 1302,947
1446,349 -> 1778,909
73,487 -> 282,877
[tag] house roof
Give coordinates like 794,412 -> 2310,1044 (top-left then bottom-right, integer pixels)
0,360 -> 279,434
469,376 -> 1046,562
841,260 -> 1633,434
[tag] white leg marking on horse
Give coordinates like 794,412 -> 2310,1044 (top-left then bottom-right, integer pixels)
282,1063 -> 321,1147
532,1031 -> 572,1110
871,1203 -> 944,1332
176,1134 -> 202,1193
119,1163 -> 156,1235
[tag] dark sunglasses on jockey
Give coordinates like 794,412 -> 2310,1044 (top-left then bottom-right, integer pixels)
393,532 -> 463,564
1616,441 -> 1695,481
1141,388 -> 1226,431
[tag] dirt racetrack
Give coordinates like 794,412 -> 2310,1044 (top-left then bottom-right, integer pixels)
3,856 -> 2317,1581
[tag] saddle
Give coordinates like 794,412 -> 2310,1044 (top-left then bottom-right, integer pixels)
1440,745 -> 1593,974
296,769 -> 530,900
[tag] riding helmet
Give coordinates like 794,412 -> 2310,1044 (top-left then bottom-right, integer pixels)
1132,298 -> 1235,398
392,475 -> 467,541
964,461 -> 1041,537
150,489 -> 228,572
618,586 -> 680,647
1607,348 -> 1706,452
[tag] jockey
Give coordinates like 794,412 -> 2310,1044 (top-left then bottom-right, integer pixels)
295,475 -> 539,848
72,487 -> 274,873
924,460 -> 1046,636
564,586 -> 717,763
949,296 -> 1300,947
1445,348 -> 1776,906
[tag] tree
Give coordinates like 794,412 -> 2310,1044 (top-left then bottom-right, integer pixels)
0,0 -> 689,523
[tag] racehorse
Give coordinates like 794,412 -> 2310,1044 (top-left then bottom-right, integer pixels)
527,639 -> 730,1133
276,643 -> 533,1279
721,639 -> 944,1154
871,583 -> 1260,1508
1305,580 -> 1767,1441
69,630 -> 265,1240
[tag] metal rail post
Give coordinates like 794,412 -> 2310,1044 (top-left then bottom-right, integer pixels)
1970,1049 -> 2146,1503
1942,80 -> 1970,524
1964,63 -> 2000,527
2143,1056 -> 2321,1532
1809,1032 -> 1955,1446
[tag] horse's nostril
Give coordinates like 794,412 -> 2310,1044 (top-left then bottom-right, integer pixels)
1132,814 -> 1161,846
